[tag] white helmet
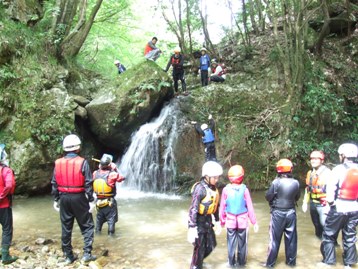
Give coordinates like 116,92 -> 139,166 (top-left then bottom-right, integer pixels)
202,161 -> 223,177
114,60 -> 120,65
201,48 -> 207,52
200,124 -> 208,131
338,143 -> 358,158
0,144 -> 7,164
63,134 -> 81,152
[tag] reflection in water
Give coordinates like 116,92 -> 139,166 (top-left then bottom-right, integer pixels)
13,189 -> 347,269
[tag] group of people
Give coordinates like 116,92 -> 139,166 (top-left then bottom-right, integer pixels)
187,143 -> 357,269
143,37 -> 227,96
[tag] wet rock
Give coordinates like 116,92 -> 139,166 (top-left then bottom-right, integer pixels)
35,238 -> 54,245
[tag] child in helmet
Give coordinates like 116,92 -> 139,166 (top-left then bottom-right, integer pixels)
164,46 -> 187,95
219,165 -> 259,268
191,114 -> 217,161
188,161 -> 223,269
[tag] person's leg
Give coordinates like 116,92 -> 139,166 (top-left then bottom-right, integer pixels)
342,213 -> 357,266
266,210 -> 285,267
226,228 -> 238,266
237,228 -> 248,266
284,210 -> 297,266
60,195 -> 75,259
310,202 -> 323,239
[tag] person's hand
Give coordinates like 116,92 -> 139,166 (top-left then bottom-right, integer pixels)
302,203 -> 308,213
208,114 -> 212,120
89,202 -> 96,213
197,69 -> 201,74
254,223 -> 259,233
323,204 -> 330,215
110,162 -> 117,171
53,201 -> 60,212
187,227 -> 198,244
191,121 -> 197,125
214,221 -> 222,235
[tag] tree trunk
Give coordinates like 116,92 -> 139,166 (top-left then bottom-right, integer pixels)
199,0 -> 217,57
314,0 -> 330,55
247,0 -> 259,35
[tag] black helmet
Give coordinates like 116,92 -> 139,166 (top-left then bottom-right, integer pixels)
100,154 -> 113,168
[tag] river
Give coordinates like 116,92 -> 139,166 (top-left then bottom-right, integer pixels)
12,188 -> 349,269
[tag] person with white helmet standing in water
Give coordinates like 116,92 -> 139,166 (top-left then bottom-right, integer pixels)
187,161 -> 223,269
51,134 -> 96,265
320,143 -> 358,268
191,114 -> 217,161
164,46 -> 187,96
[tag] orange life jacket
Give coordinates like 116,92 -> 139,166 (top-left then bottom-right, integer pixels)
338,165 -> 358,200
144,43 -> 153,55
305,167 -> 327,200
93,170 -> 114,198
171,55 -> 181,65
55,156 -> 85,193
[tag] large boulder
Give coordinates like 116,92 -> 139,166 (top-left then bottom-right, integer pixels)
86,60 -> 173,151
2,0 -> 44,26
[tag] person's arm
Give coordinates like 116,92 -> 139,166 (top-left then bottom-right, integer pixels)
178,54 -> 185,67
188,184 -> 204,227
82,160 -> 94,202
122,64 -> 126,71
219,187 -> 227,226
245,188 -> 257,225
51,167 -> 60,202
148,41 -> 156,49
209,118 -> 215,133
164,56 -> 172,72
265,179 -> 277,203
0,167 -> 14,200
295,180 -> 301,202
194,123 -> 205,136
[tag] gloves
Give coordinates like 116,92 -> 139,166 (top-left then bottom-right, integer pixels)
214,221 -> 222,235
302,203 -> 308,213
208,114 -> 213,120
191,121 -> 197,125
253,223 -> 259,233
187,227 -> 198,244
53,201 -> 60,212
89,202 -> 96,213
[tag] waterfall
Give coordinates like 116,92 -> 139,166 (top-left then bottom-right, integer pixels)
118,100 -> 179,193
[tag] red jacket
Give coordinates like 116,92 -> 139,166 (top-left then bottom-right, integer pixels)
0,165 -> 16,208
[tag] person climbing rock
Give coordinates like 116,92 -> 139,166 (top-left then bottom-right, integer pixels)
164,47 -> 187,96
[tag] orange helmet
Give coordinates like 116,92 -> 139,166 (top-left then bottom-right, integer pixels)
276,159 -> 293,173
310,150 -> 325,160
228,165 -> 245,184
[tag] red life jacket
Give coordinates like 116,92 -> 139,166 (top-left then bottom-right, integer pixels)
339,166 -> 358,200
171,55 -> 181,65
0,166 -> 16,208
144,43 -> 153,55
212,64 -> 226,76
55,156 -> 85,193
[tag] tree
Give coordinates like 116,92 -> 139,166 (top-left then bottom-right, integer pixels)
51,0 -> 104,60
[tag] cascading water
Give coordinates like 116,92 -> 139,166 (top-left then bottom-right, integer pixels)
118,99 -> 180,193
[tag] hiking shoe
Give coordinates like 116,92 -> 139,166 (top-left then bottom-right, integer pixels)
81,253 -> 96,263
64,255 -> 77,265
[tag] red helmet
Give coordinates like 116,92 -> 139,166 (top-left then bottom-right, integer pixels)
276,159 -> 293,173
310,150 -> 325,160
228,165 -> 245,184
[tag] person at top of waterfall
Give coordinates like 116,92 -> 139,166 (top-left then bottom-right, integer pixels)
191,114 -> 217,161
93,154 -> 125,237
209,60 -> 226,83
320,143 -> 358,268
219,165 -> 259,268
51,134 -> 96,265
0,144 -> 18,265
188,161 -> 223,269
263,158 -> 300,268
302,150 -> 332,240
144,36 -> 162,61
164,47 -> 187,96
199,48 -> 211,87
114,60 -> 126,74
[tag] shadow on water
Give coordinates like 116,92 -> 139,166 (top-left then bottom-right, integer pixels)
12,189 -> 348,269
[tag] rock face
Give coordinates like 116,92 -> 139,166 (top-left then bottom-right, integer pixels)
3,0 -> 44,26
86,60 -> 173,150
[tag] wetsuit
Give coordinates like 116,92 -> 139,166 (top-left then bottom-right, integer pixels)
265,174 -> 300,267
194,119 -> 217,161
165,54 -> 186,94
188,179 -> 219,269
321,161 -> 358,266
51,152 -> 95,260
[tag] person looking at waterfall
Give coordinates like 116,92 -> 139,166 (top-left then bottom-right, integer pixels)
164,47 -> 187,96
263,159 -> 300,268
93,153 -> 125,237
0,144 -> 18,265
51,134 -> 97,265
219,165 -> 259,268
191,114 -> 217,161
188,161 -> 223,269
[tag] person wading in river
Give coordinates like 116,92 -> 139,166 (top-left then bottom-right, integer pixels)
188,161 -> 223,269
93,153 -> 125,236
51,134 -> 96,265
0,144 -> 18,265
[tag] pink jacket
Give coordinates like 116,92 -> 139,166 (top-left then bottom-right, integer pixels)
219,184 -> 257,229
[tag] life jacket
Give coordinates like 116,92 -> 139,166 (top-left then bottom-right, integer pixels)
0,165 -> 16,195
191,181 -> 219,215
202,128 -> 215,144
171,55 -> 181,65
305,166 -> 328,200
93,170 -> 114,198
144,43 -> 153,55
55,156 -> 85,193
226,184 -> 248,215
338,164 -> 358,200
211,64 -> 227,76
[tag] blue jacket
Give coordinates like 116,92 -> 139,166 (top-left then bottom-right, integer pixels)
200,54 -> 211,71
